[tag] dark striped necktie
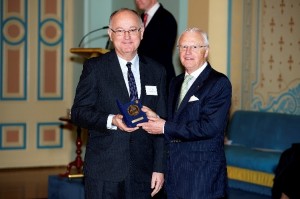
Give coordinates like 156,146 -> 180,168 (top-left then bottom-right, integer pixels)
126,62 -> 138,101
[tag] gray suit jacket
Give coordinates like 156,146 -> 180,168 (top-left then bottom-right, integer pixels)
165,63 -> 232,199
71,50 -> 167,191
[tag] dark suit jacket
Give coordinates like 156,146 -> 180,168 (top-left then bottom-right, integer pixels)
138,4 -> 177,85
164,63 -> 232,199
71,50 -> 167,195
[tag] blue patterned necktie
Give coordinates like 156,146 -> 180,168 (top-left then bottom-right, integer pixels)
126,62 -> 138,101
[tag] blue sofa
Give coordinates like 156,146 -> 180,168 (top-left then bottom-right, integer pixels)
225,110 -> 300,196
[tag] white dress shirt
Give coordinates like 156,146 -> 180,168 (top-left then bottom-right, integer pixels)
107,55 -> 141,130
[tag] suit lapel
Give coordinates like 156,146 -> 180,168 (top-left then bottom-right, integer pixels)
108,51 -> 131,102
170,75 -> 183,114
144,4 -> 163,30
139,57 -> 150,103
166,74 -> 183,120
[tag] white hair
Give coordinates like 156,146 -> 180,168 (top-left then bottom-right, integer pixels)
178,27 -> 209,46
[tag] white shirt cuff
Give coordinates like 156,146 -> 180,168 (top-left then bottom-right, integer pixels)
107,114 -> 117,130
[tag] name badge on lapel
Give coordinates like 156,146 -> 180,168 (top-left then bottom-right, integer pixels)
145,86 -> 158,96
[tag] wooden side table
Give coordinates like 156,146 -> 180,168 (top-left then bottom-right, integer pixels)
59,116 -> 84,178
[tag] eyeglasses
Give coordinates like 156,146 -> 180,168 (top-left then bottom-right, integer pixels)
177,45 -> 208,52
110,28 -> 141,36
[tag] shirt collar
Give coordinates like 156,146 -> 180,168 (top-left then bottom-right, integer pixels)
118,54 -> 139,70
146,2 -> 160,18
185,62 -> 208,79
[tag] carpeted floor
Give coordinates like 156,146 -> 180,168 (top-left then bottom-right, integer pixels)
0,167 -> 273,199
228,188 -> 272,199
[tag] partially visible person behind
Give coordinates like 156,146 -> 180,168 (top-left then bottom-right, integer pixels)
138,28 -> 232,199
135,0 -> 177,87
71,8 -> 167,199
272,143 -> 300,199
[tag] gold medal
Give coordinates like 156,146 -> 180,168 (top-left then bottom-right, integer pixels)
127,104 -> 139,116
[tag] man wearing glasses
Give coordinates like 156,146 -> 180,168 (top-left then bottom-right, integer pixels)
71,8 -> 167,199
138,28 -> 232,199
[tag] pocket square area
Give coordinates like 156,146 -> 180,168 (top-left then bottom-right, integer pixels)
189,95 -> 199,102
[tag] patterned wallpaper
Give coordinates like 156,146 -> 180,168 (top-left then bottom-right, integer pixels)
235,0 -> 300,115
252,0 -> 300,114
